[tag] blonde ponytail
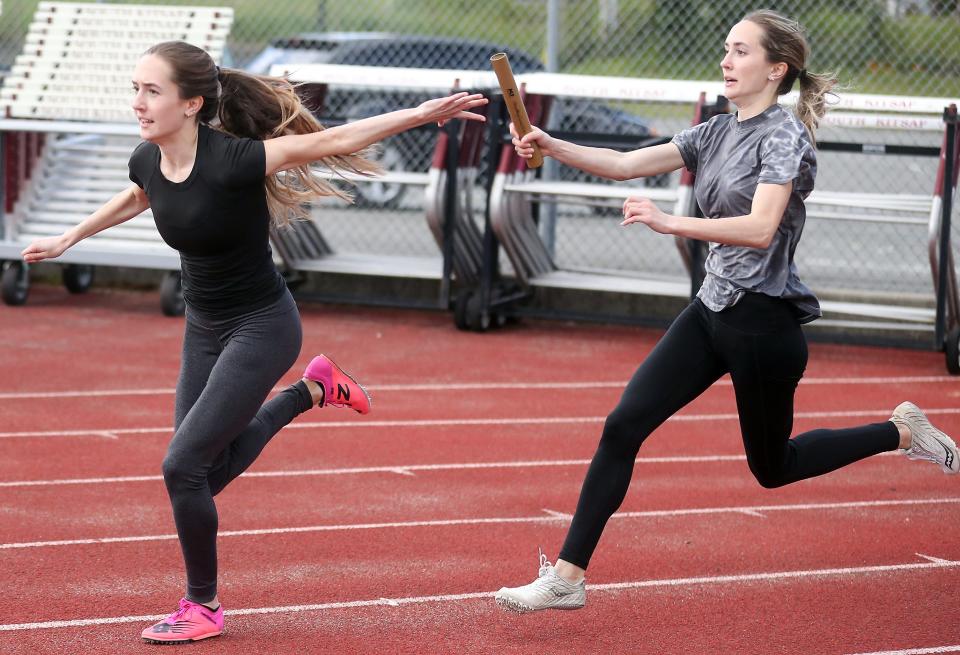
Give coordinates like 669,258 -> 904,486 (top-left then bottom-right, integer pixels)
743,10 -> 839,145
794,69 -> 837,144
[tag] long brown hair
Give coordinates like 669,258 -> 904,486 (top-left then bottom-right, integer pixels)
743,10 -> 837,144
144,41 -> 381,226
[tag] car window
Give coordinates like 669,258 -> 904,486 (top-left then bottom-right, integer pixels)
329,39 -> 544,73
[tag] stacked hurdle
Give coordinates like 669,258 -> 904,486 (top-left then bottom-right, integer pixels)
0,2 -> 232,313
269,63 -> 497,306
479,75 -> 723,331
268,64 -> 719,328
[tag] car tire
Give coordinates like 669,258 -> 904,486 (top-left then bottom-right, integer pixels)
353,140 -> 409,209
1,261 -> 29,306
62,264 -> 94,294
160,271 -> 185,317
946,326 -> 960,375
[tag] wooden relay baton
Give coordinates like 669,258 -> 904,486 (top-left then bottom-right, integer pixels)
490,52 -> 543,169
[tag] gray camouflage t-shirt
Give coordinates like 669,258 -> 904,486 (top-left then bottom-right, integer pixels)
671,103 -> 821,322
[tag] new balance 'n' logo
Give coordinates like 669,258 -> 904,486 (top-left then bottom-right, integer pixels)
337,383 -> 350,401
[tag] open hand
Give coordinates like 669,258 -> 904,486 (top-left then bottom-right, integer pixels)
21,235 -> 69,263
419,92 -> 488,127
621,196 -> 674,234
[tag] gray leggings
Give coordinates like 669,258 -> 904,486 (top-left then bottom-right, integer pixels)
162,290 -> 313,603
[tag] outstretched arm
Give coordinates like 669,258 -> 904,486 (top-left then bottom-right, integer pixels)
21,183 -> 150,263
621,182 -> 792,249
263,91 -> 488,176
511,123 -> 685,181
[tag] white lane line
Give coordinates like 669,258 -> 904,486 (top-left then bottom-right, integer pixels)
0,557 -> 955,632
0,375 -> 953,400
847,647 -> 960,655
0,417 -> 602,438
0,455 -> 751,488
1,497 -> 956,551
2,407 -> 959,439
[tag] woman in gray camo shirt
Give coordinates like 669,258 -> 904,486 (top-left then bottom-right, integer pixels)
494,9 -> 958,614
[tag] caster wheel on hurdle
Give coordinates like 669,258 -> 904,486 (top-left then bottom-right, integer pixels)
1,261 -> 30,306
453,290 -> 473,331
453,290 -> 491,332
465,291 -> 492,333
946,326 -> 960,375
62,264 -> 94,294
160,271 -> 185,317
454,290 -> 507,333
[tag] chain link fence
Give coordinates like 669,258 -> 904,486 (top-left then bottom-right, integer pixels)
2,0 -> 958,328
3,0 -> 958,95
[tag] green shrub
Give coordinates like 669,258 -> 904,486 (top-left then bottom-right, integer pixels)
883,13 -> 960,80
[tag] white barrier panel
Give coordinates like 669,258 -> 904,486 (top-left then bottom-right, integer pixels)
274,63 -> 497,91
819,112 -> 946,132
518,72 -> 715,103
277,65 -> 958,126
2,2 -> 233,122
36,1 -> 228,20
0,118 -> 140,135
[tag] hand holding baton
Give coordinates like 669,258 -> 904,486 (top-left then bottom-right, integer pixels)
490,52 -> 543,169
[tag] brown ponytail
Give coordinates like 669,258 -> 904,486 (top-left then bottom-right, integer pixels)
144,41 -> 381,227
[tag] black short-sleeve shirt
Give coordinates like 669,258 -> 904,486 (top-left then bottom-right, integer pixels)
128,124 -> 286,318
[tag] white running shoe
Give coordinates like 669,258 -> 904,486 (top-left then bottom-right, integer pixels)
494,549 -> 586,613
891,401 -> 959,474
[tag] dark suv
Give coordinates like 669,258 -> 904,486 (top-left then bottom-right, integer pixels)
247,33 -> 658,207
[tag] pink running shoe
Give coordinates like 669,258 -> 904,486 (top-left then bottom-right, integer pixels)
141,598 -> 223,644
303,354 -> 371,414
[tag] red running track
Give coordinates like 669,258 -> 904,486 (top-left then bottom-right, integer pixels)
0,285 -> 958,655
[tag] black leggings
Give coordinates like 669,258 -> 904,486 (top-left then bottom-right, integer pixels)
162,290 -> 314,603
558,294 -> 900,569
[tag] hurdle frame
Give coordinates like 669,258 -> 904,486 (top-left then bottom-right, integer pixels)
472,73 -> 960,365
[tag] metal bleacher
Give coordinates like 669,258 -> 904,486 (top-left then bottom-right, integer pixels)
0,2 -> 233,313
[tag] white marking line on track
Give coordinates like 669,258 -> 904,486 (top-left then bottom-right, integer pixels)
848,647 -> 960,655
2,407 -> 959,439
0,558 -> 956,632
0,455 -> 749,488
0,375 -> 954,400
915,553 -> 954,564
1,497 -> 956,551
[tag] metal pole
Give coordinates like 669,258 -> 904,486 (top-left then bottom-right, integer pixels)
935,104 -> 957,348
0,133 -> 6,240
439,121 -> 460,309
541,0 -> 561,255
316,1 -> 327,30
547,0 -> 560,72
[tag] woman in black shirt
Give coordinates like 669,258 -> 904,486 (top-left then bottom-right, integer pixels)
21,40 -> 486,644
